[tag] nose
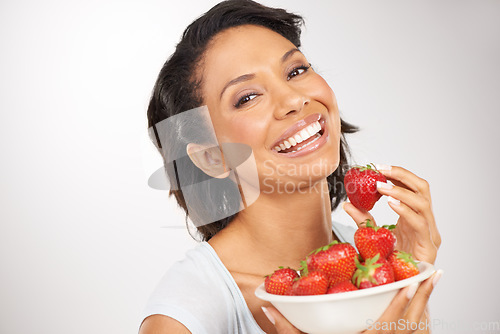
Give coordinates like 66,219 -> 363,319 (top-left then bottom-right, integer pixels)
273,86 -> 310,120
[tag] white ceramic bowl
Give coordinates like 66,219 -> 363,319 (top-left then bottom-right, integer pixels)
255,262 -> 435,334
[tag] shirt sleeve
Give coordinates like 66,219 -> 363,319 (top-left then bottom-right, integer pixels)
141,303 -> 207,334
140,245 -> 233,334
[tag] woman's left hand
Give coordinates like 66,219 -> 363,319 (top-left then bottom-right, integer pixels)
343,165 -> 441,264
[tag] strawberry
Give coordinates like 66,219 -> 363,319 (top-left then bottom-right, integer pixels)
387,250 -> 420,281
326,280 -> 358,294
264,267 -> 299,295
291,271 -> 329,296
304,241 -> 358,287
352,254 -> 395,289
354,219 -> 396,260
344,164 -> 387,211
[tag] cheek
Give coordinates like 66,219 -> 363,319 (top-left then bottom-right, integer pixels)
309,75 -> 339,112
308,75 -> 341,137
214,114 -> 268,149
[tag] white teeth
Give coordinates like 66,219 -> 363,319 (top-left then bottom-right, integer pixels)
300,129 -> 309,141
275,121 -> 322,152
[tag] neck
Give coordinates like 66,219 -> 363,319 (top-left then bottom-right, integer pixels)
209,178 -> 334,275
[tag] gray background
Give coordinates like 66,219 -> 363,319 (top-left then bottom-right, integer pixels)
1,0 -> 499,333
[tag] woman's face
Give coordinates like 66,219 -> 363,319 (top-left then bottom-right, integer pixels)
199,25 -> 341,193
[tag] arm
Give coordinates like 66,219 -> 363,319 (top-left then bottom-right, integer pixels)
139,315 -> 192,334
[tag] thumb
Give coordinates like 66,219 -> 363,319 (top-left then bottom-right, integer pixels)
261,306 -> 303,333
342,202 -> 376,227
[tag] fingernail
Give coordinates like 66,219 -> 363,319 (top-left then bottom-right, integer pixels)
388,196 -> 401,205
407,282 -> 419,299
375,163 -> 392,171
376,181 -> 393,190
433,269 -> 444,287
261,306 -> 275,325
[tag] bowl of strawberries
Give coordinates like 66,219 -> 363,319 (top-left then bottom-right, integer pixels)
255,220 -> 436,334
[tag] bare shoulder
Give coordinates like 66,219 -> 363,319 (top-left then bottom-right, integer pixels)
139,314 -> 191,334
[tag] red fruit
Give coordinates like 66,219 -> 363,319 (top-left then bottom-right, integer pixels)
326,280 -> 358,294
354,219 -> 396,260
352,254 -> 395,289
291,271 -> 329,296
305,241 -> 358,287
264,267 -> 299,295
344,164 -> 387,211
388,250 -> 420,281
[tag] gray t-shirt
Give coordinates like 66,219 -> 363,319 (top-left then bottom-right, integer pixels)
141,221 -> 356,333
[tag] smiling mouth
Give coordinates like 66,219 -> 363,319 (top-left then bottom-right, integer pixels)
274,120 -> 325,154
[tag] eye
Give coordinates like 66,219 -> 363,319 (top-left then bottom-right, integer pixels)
287,64 -> 311,81
234,93 -> 258,108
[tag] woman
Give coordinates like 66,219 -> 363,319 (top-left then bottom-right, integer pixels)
141,1 -> 441,333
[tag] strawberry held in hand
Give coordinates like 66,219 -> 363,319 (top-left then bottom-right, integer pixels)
352,254 -> 395,289
388,250 -> 420,281
305,241 -> 358,287
291,271 -> 329,296
354,219 -> 396,260
344,164 -> 388,211
265,267 -> 299,295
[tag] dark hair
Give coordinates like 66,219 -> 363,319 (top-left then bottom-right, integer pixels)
147,0 -> 357,241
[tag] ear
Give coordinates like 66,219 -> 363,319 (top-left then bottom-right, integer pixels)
186,143 -> 230,179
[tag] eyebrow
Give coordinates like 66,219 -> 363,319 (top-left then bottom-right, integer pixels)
219,48 -> 302,100
281,48 -> 301,63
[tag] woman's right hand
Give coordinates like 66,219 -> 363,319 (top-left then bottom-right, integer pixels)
261,270 -> 442,334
